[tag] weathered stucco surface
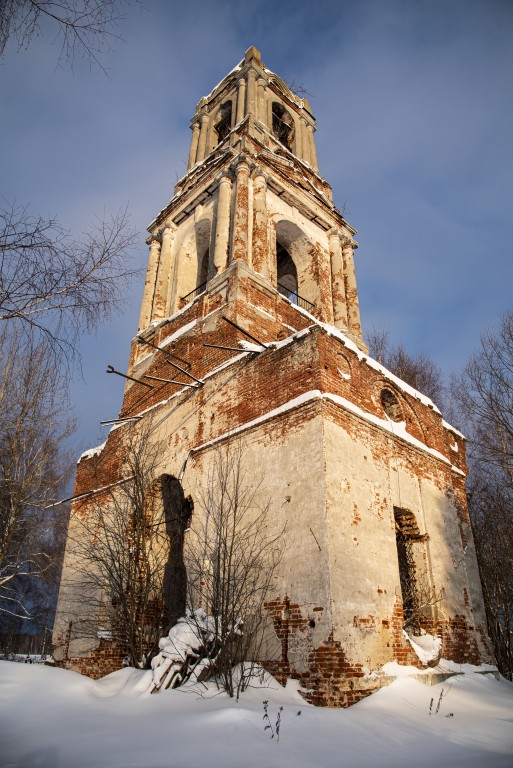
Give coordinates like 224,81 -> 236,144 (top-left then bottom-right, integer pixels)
53,47 -> 493,702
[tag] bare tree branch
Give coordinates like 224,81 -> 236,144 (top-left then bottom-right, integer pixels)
0,326 -> 73,620
452,310 -> 513,680
184,442 -> 284,698
366,326 -> 446,409
0,0 -> 133,73
0,199 -> 139,364
65,418 -> 177,668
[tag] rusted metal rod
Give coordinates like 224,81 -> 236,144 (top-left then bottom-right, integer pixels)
164,358 -> 203,385
136,335 -> 191,369
221,316 -> 267,347
106,364 -> 153,388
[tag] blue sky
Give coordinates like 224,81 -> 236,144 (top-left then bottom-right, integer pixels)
2,0 -> 512,454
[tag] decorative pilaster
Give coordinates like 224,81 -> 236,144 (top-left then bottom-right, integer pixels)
231,160 -> 250,264
307,124 -> 318,170
300,118 -> 311,165
188,122 -> 200,169
342,237 -> 362,340
252,173 -> 269,277
236,77 -> 246,124
155,224 -> 175,319
213,174 -> 232,274
257,78 -> 266,123
138,236 -> 161,331
246,70 -> 257,117
196,113 -> 210,163
328,229 -> 348,331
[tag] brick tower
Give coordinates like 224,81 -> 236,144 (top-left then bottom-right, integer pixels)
53,47 -> 493,704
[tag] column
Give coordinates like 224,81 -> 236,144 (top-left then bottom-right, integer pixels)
246,69 -> 257,117
213,174 -> 232,274
155,224 -> 175,319
300,118 -> 310,164
138,237 -> 161,331
236,77 -> 246,124
252,173 -> 269,277
188,122 -> 200,169
196,113 -> 210,163
256,78 -> 266,123
307,124 -> 318,170
342,238 -> 362,340
328,229 -> 348,330
231,160 -> 250,264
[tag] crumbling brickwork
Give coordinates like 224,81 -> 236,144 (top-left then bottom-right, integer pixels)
53,47 -> 494,696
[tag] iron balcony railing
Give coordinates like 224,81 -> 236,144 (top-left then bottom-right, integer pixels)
181,281 -> 207,304
278,283 -> 315,312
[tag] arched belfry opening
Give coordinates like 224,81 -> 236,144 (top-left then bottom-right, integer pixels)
272,102 -> 294,150
198,246 -> 209,287
194,219 -> 211,290
175,219 -> 212,308
277,243 -> 298,302
274,220 -> 316,312
215,101 -> 232,144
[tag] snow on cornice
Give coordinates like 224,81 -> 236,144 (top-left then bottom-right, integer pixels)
202,61 -> 243,103
282,302 -> 443,415
188,389 -> 462,474
78,442 -> 106,463
442,420 -> 466,440
159,320 -> 197,349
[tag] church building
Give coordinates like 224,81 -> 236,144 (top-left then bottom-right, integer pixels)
53,47 -> 493,706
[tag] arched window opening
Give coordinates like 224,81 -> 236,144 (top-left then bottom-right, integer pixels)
381,388 -> 403,422
215,101 -> 232,143
277,244 -> 298,302
161,475 -> 193,630
394,508 -> 428,635
272,102 -> 294,150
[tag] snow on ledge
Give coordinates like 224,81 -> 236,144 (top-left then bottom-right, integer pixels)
286,303 -> 443,415
78,442 -> 106,463
381,659 -> 499,678
159,320 -> 197,349
189,389 -> 460,471
442,419 -> 466,440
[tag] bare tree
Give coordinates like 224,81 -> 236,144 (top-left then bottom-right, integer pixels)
452,311 -> 513,679
0,327 -> 73,621
467,476 -> 513,680
367,327 -> 446,408
184,442 -> 284,698
0,0 -> 131,71
0,200 -> 139,362
453,312 -> 513,482
67,420 -> 182,668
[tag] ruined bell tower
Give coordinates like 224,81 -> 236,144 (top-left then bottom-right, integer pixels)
53,47 -> 493,704
138,45 -> 363,346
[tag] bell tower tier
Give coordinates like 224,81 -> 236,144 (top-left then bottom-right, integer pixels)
53,48 -> 493,705
137,46 -> 363,348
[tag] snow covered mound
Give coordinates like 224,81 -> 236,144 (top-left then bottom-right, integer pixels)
0,660 -> 512,768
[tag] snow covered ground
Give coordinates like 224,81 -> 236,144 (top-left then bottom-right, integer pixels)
0,661 -> 512,768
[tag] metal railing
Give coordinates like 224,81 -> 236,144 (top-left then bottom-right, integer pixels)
215,115 -> 232,142
181,281 -> 207,304
272,113 -> 292,149
278,283 -> 315,312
